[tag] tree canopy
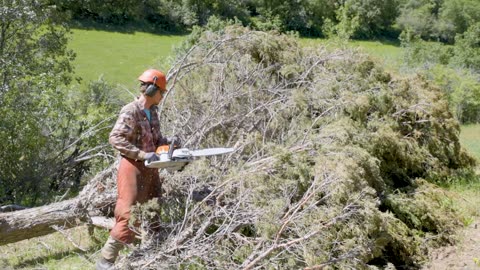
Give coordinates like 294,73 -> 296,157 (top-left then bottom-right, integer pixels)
0,0 -> 119,206
0,0 -> 75,205
48,0 -> 480,41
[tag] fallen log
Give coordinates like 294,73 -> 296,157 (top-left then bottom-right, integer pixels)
0,198 -> 83,245
0,163 -> 118,246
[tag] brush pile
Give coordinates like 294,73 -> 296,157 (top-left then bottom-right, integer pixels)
110,26 -> 476,269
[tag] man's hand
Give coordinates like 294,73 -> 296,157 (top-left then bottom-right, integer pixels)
144,152 -> 159,162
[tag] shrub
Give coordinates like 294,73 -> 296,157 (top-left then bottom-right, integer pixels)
451,22 -> 480,71
118,26 -> 476,269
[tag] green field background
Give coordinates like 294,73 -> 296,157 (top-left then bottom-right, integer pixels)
460,125 -> 480,161
69,29 -> 185,90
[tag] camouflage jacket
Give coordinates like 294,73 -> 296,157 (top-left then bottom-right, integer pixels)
109,98 -> 168,161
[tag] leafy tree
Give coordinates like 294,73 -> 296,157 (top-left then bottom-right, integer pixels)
181,0 -> 250,26
341,0 -> 401,38
138,0 -> 190,32
51,0 -> 144,24
247,0 -> 339,37
426,66 -> 480,124
51,0 -> 252,31
322,1 -> 361,40
303,0 -> 338,36
249,0 -> 309,34
0,0 -> 119,206
396,0 -> 443,40
65,79 -> 122,172
397,0 -> 480,43
437,0 -> 480,42
0,0 -> 76,205
399,24 -> 480,124
399,30 -> 454,66
451,22 -> 480,71
321,0 -> 400,40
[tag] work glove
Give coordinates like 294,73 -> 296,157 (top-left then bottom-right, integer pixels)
144,152 -> 160,163
167,135 -> 182,148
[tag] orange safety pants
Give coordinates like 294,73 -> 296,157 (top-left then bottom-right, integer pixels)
110,157 -> 161,243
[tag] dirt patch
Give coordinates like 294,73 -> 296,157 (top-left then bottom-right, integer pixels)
423,221 -> 480,270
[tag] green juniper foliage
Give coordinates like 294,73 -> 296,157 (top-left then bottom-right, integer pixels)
123,26 -> 477,269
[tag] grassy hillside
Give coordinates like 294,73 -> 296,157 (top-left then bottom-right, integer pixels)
0,226 -> 105,269
300,38 -> 403,71
460,124 -> 480,162
70,30 -> 401,90
450,124 -> 480,228
69,29 -> 185,90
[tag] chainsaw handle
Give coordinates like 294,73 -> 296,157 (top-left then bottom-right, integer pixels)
167,139 -> 175,159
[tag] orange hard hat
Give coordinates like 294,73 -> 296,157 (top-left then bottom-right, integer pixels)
138,69 -> 167,91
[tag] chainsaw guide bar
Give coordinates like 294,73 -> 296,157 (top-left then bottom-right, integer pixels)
145,147 -> 234,172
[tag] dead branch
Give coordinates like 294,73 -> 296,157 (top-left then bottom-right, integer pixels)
51,225 -> 88,252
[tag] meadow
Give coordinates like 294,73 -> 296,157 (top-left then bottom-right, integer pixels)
460,124 -> 480,161
71,31 -> 403,90
300,37 -> 403,71
1,28 -> 478,270
69,29 -> 185,91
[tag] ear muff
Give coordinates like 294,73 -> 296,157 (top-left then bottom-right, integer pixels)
145,76 -> 159,97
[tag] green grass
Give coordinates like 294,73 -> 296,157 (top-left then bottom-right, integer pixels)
69,29 -> 186,91
300,37 -> 403,71
71,31 -> 401,93
460,124 -> 480,162
0,226 -> 108,270
349,39 -> 402,69
446,124 -> 480,225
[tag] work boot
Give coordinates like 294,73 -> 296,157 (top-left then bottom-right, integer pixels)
97,236 -> 124,269
95,257 -> 114,270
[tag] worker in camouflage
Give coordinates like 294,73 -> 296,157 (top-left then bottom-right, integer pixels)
96,69 -> 176,270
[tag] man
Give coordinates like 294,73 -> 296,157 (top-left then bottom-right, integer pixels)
96,69 -> 174,270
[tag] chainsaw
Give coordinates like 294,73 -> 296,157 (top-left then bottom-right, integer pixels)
145,141 -> 234,172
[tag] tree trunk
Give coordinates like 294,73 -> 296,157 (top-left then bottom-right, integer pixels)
0,163 -> 118,246
0,198 -> 84,245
